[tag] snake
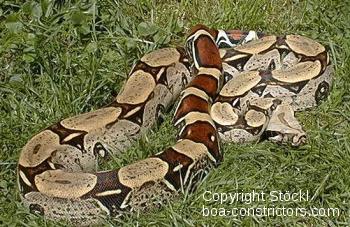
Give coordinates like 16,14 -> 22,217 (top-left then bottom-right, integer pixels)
17,24 -> 332,225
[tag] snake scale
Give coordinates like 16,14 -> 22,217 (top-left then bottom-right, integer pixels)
17,24 -> 332,225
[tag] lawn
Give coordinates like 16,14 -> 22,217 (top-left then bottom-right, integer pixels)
0,0 -> 349,226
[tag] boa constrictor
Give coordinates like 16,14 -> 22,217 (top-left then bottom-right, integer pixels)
17,24 -> 332,225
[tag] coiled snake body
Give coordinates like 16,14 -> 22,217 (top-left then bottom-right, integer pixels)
17,24 -> 332,225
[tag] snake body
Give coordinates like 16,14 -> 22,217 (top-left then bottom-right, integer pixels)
17,24 -> 332,225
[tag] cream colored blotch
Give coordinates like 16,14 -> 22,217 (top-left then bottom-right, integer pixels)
197,67 -> 222,81
19,170 -> 32,187
224,54 -> 249,62
172,139 -> 214,181
220,71 -> 261,97
23,191 -> 108,223
119,157 -> 168,189
219,49 -> 226,58
172,139 -> 209,162
245,110 -> 266,128
141,48 -> 180,67
35,170 -> 97,199
61,107 -> 122,132
234,36 -> 277,54
117,70 -> 156,105
180,87 -> 210,102
272,61 -> 321,83
19,130 -> 60,167
211,102 -> 238,126
250,98 -> 275,110
286,35 -> 325,56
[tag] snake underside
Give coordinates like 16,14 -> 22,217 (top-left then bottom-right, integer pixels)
17,24 -> 332,225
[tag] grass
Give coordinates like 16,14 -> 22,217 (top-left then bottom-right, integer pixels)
0,0 -> 349,226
